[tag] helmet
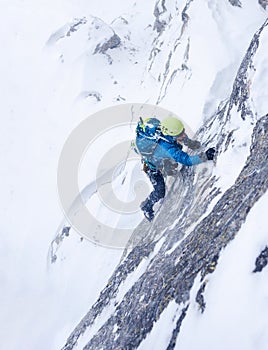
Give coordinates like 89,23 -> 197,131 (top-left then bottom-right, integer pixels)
137,117 -> 161,136
161,117 -> 184,136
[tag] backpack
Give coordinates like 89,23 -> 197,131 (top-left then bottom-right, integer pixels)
134,117 -> 179,175
135,118 -> 161,163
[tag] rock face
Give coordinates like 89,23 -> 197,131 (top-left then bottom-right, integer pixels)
259,0 -> 268,9
253,246 -> 268,272
229,0 -> 268,8
61,17 -> 268,350
153,0 -> 168,33
62,114 -> 268,350
228,0 -> 242,7
94,33 -> 121,54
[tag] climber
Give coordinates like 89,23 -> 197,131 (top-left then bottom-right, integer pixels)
134,116 -> 215,221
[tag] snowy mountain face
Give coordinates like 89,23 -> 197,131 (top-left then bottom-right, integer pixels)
59,12 -> 268,350
2,1 -> 268,350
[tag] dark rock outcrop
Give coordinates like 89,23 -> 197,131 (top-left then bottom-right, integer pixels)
228,0 -> 242,7
253,246 -> 268,272
153,0 -> 168,33
259,0 -> 268,9
94,33 -> 121,54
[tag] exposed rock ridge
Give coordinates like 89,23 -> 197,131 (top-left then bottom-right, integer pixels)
147,0 -> 194,103
229,0 -> 268,10
76,114 -> 268,350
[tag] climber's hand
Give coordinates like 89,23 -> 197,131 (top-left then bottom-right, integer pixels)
205,148 -> 216,161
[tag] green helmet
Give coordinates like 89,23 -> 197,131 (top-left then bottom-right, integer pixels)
161,117 -> 184,136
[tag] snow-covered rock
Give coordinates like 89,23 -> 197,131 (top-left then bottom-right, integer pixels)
2,1 -> 268,350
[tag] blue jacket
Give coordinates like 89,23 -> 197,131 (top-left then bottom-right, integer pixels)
135,133 -> 202,169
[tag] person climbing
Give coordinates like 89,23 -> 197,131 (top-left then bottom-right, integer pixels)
134,116 -> 215,221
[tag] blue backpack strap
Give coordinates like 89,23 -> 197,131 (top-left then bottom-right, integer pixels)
135,119 -> 160,157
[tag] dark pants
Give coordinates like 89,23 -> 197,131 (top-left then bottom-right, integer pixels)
143,169 -> 165,212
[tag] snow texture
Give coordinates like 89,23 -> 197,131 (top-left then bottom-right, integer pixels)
1,1 -> 268,350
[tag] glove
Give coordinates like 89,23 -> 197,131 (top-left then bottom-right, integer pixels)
205,148 -> 215,160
